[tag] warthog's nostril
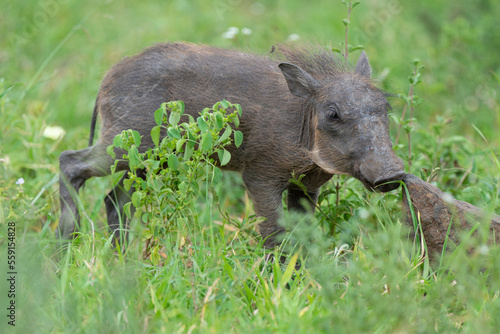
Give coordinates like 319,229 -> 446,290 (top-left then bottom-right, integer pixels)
374,171 -> 405,192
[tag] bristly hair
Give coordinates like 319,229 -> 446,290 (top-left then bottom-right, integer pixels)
383,91 -> 398,98
271,43 -> 351,79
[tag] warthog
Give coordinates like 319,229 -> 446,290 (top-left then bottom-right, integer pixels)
57,42 -> 404,246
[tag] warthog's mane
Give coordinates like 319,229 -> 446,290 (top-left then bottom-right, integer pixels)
270,43 -> 393,103
270,43 -> 354,79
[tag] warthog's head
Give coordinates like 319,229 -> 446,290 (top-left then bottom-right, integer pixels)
279,51 -> 404,192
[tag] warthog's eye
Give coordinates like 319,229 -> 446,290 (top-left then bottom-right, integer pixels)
327,105 -> 340,121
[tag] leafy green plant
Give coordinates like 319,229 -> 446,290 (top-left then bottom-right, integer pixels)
332,0 -> 364,60
393,59 -> 425,173
108,100 -> 243,261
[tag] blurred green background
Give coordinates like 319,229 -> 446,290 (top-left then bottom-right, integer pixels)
1,2 -> 500,332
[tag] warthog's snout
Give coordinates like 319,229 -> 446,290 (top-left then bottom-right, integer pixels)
373,171 -> 405,192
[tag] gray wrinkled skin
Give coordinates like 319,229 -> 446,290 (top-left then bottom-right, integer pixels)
57,43 -> 404,247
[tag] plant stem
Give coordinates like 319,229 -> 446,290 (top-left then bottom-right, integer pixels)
408,84 -> 415,173
344,1 -> 352,61
395,104 -> 407,145
395,64 -> 417,173
336,175 -> 341,207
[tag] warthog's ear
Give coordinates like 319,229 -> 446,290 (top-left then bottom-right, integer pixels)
354,51 -> 371,78
279,63 -> 321,99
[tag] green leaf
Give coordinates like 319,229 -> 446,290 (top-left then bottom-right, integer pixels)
215,111 -> 224,130
168,154 -> 179,170
218,149 -> 231,166
233,115 -> 240,128
187,128 -> 198,143
342,18 -> 349,26
132,131 -> 141,147
223,258 -> 236,280
201,132 -> 213,152
243,281 -> 257,302
220,99 -> 229,109
123,177 -> 134,191
179,181 -> 188,194
169,110 -> 181,127
113,135 -> 122,148
151,126 -> 161,146
352,1 -> 361,9
176,138 -> 186,152
234,131 -> 243,148
197,116 -> 208,133
150,245 -> 160,265
317,189 -> 337,205
175,100 -> 185,114
154,108 -> 164,126
289,174 -> 308,194
281,252 -> 299,286
235,104 -> 242,117
150,159 -> 161,172
348,45 -> 364,52
212,166 -> 223,183
160,136 -> 170,146
471,124 -> 487,143
0,84 -> 14,100
218,126 -> 232,144
132,191 -> 143,208
106,145 -> 116,159
168,127 -> 181,139
184,145 -> 194,161
128,146 -> 141,169
142,229 -> 153,240
110,160 -> 119,174
123,202 -> 132,219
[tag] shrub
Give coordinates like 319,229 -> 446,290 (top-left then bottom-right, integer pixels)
108,100 -> 243,261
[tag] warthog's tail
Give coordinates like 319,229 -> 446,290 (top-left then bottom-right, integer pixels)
88,97 -> 99,147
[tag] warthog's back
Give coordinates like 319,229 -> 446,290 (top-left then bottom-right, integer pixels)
95,42 -> 303,161
98,43 -> 290,120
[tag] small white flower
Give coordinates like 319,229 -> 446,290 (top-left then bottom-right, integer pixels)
478,245 -> 489,255
442,192 -> 454,204
16,178 -> 25,185
359,208 -> 369,219
241,28 -> 252,36
286,33 -> 300,42
222,27 -> 239,39
43,125 -> 66,140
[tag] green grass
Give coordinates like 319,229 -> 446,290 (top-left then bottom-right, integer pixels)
1,0 -> 500,332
